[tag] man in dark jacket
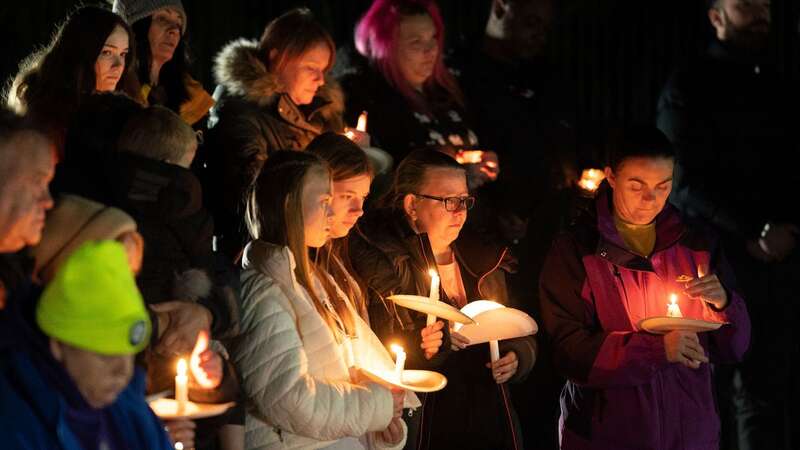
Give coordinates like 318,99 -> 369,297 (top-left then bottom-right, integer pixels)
540,126 -> 750,450
656,1 -> 797,448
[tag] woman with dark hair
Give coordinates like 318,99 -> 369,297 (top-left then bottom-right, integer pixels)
349,149 -> 535,450
6,6 -> 140,156
112,0 -> 214,126
232,150 -> 411,449
205,7 -> 345,262
539,126 -> 750,450
340,0 -> 496,184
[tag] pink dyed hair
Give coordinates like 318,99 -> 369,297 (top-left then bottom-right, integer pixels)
354,0 -> 464,111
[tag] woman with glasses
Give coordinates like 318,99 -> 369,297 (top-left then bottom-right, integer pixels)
349,149 -> 536,450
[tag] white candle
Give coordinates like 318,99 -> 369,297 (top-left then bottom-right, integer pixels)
356,111 -> 368,132
667,293 -> 683,318
427,269 -> 439,326
391,344 -> 406,383
175,358 -> 188,414
489,340 -> 500,363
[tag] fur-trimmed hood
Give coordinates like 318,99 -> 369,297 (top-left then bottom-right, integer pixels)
212,38 -> 344,117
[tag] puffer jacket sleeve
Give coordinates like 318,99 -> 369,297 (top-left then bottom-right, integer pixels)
234,275 -> 394,441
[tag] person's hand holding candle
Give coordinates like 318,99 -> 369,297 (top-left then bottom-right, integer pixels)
682,265 -> 728,310
449,330 -> 469,351
664,330 -> 708,369
380,417 -> 405,446
420,320 -> 445,360
486,351 -> 518,384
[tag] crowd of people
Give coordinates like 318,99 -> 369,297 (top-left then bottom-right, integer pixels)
0,0 -> 790,449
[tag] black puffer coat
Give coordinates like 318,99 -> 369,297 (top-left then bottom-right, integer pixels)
203,38 -> 345,259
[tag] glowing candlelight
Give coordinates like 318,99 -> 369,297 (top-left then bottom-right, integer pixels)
356,111 -> 368,132
391,344 -> 406,383
578,168 -> 605,193
455,150 -> 484,164
667,293 -> 683,318
427,269 -> 439,326
189,330 -> 216,389
175,358 -> 188,414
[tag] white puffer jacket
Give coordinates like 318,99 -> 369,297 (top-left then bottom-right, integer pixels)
232,241 -> 408,450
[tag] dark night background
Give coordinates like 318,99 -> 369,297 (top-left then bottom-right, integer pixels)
3,0 -> 799,141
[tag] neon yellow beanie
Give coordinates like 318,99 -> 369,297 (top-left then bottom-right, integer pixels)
36,240 -> 151,355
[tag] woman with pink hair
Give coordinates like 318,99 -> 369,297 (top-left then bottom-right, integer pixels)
340,0 -> 487,170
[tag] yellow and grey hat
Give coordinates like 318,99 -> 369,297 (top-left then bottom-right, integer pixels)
36,240 -> 151,355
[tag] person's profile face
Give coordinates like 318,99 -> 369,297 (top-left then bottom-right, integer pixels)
0,132 -> 55,253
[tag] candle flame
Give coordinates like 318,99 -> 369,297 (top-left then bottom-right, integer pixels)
189,330 -> 216,389
390,344 -> 404,355
356,111 -> 368,132
578,168 -> 605,192
177,358 -> 187,376
669,293 -> 678,305
428,269 -> 438,278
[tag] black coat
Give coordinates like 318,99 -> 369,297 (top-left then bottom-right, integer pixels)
348,207 -> 536,450
337,50 -> 479,162
657,39 -> 796,240
104,153 -> 239,340
202,39 -> 344,260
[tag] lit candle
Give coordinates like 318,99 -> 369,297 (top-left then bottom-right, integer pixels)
175,358 -> 188,414
667,293 -> 683,318
356,111 -> 368,132
427,269 -> 439,326
578,168 -> 605,193
391,344 -> 406,383
489,340 -> 500,363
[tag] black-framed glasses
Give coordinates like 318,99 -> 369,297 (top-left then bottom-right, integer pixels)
414,193 -> 475,211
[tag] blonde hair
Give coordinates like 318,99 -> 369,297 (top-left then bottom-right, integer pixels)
246,151 -> 356,340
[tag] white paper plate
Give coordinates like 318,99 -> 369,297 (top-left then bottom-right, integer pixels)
360,368 -> 447,393
639,317 -> 727,334
453,300 -> 538,345
149,398 -> 236,420
388,295 -> 475,324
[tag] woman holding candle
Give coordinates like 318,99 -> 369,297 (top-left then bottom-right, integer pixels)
339,0 -> 498,190
204,8 -> 345,262
232,151 -> 407,449
539,125 -> 751,450
349,150 -> 536,450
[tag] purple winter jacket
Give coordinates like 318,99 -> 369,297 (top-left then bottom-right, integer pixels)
539,186 -> 750,450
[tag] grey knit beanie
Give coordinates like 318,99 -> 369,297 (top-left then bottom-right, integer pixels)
112,0 -> 187,33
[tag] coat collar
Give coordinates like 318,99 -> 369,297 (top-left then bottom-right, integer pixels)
241,240 -> 301,291
212,38 -> 344,125
592,183 -> 685,270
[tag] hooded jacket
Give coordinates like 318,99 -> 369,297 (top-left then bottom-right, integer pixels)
203,39 -> 344,260
539,184 -> 751,450
348,207 -> 536,450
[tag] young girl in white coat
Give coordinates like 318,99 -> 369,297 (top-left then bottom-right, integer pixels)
232,150 -> 410,450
